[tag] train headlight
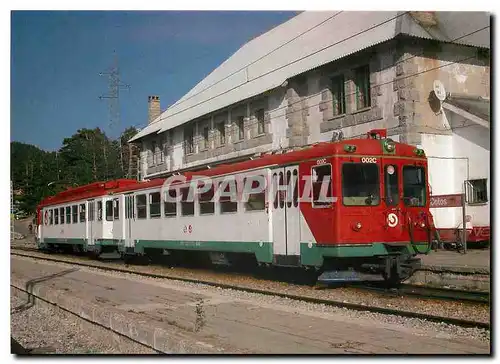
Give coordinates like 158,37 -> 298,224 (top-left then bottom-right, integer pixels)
383,139 -> 395,152
352,222 -> 362,231
420,222 -> 426,228
344,144 -> 357,153
414,148 -> 425,156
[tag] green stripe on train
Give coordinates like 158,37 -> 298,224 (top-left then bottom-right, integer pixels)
40,237 -> 428,267
300,242 -> 430,266
42,237 -> 87,245
134,240 -> 274,263
41,238 -> 123,247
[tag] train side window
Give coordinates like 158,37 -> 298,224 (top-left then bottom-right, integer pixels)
97,201 -> 103,221
279,172 -> 285,208
66,206 -> 71,224
149,193 -> 161,218
286,171 -> 293,208
72,205 -> 78,223
273,173 -> 278,209
219,180 -> 238,214
244,176 -> 266,211
199,182 -> 215,215
124,198 -> 129,219
80,204 -> 86,222
164,190 -> 177,217
88,203 -> 94,221
293,169 -> 299,207
105,201 -> 113,221
136,194 -> 147,219
96,202 -> 102,221
112,200 -> 119,220
342,163 -> 380,206
312,164 -> 333,207
50,209 -> 54,225
385,165 -> 399,206
54,208 -> 59,225
181,187 -> 195,216
60,207 -> 65,224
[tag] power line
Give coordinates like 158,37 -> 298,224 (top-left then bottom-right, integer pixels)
131,23 -> 489,135
170,21 -> 489,136
165,49 -> 485,150
162,23 -> 489,149
149,11 -> 407,129
167,11 -> 344,111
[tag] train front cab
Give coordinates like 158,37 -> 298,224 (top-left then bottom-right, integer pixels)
317,133 -> 433,284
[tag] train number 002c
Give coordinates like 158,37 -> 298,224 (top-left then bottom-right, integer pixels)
361,157 -> 377,163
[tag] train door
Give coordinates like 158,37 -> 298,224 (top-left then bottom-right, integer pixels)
111,196 -> 124,243
271,169 -> 286,256
285,166 -> 300,256
270,166 -> 301,264
381,161 -> 403,236
87,200 -> 95,247
103,197 -> 114,240
124,194 -> 135,250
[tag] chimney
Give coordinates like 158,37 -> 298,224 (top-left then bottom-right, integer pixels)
148,95 -> 161,124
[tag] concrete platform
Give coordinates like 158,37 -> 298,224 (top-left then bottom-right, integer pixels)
10,256 -> 489,354
405,249 -> 490,292
421,249 -> 490,274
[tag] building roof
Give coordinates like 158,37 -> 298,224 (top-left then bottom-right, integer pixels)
130,11 -> 490,143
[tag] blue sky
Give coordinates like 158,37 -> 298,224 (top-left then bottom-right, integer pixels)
11,10 -> 299,151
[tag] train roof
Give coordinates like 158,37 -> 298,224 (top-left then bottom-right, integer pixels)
38,132 -> 426,207
37,179 -> 138,208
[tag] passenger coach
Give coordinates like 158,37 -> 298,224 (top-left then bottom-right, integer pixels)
36,129 -> 435,284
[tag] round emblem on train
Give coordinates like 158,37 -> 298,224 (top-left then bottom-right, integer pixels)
387,213 -> 398,227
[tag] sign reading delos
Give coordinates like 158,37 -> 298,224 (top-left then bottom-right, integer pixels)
429,194 -> 464,208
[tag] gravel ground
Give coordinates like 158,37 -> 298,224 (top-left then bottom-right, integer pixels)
11,254 -> 491,345
11,239 -> 37,250
11,288 -> 157,354
11,248 -> 490,325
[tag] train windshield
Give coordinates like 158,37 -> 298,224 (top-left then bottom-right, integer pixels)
342,163 -> 380,206
403,166 -> 426,207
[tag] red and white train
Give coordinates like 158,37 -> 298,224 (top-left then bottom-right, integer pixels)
36,129 -> 435,284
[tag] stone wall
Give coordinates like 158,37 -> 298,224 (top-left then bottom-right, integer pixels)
394,37 -> 489,145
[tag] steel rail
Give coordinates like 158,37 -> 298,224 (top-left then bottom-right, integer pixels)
354,284 -> 490,304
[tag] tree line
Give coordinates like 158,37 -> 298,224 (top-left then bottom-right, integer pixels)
11,127 -> 138,214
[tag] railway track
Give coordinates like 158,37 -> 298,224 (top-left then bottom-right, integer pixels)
370,284 -> 489,304
10,247 -> 489,330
